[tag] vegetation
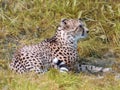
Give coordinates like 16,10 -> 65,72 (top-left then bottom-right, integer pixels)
0,0 -> 120,90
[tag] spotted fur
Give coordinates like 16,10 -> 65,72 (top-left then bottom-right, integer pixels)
10,19 -> 89,73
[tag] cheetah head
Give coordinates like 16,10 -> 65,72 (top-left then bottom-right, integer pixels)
57,19 -> 89,41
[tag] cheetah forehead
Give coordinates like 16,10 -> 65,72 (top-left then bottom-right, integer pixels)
62,19 -> 83,26
58,19 -> 85,31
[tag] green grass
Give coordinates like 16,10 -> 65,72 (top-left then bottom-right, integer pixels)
1,68 -> 120,90
0,0 -> 120,90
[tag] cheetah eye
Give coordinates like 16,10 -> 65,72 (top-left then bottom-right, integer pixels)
79,25 -> 83,28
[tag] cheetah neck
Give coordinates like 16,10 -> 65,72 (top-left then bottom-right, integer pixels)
55,30 -> 78,48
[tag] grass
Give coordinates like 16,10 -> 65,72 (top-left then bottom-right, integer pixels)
0,0 -> 120,90
1,69 -> 120,90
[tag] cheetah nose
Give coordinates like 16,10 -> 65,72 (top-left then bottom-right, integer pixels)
86,31 -> 89,33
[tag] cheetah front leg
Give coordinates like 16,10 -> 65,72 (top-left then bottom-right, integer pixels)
52,58 -> 69,73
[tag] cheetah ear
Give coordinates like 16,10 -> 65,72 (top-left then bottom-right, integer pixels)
61,18 -> 68,24
79,18 -> 87,21
58,18 -> 68,30
79,18 -> 82,21
79,18 -> 83,21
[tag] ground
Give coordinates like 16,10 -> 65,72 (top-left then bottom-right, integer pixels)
0,0 -> 120,90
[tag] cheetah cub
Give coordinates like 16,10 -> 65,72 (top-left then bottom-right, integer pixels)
10,19 -> 89,73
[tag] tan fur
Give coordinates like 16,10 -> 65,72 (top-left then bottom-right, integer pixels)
10,19 -> 89,73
